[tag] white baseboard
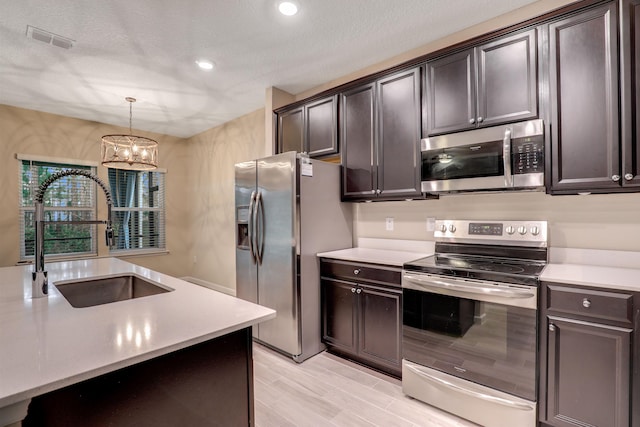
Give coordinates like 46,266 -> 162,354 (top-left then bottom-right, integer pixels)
180,276 -> 236,296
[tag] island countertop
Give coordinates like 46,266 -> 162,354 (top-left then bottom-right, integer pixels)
0,258 -> 275,412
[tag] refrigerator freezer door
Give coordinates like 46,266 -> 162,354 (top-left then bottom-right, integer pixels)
256,152 -> 300,356
235,160 -> 258,306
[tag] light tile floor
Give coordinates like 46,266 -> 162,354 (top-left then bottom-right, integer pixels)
253,344 -> 480,427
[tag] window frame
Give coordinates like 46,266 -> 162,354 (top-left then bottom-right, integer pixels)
18,155 -> 99,262
107,168 -> 167,256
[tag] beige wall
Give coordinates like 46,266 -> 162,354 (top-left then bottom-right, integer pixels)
185,109 -> 265,292
355,192 -> 640,251
0,104 -> 192,277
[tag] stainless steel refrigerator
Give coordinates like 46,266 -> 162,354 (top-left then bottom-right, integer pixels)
235,151 -> 353,362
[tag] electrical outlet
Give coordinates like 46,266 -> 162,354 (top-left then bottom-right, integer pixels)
385,217 -> 394,231
426,217 -> 436,232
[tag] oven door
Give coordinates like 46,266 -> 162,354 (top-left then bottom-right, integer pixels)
402,272 -> 538,401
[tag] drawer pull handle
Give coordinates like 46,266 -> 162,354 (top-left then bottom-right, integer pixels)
549,324 -> 556,332
582,298 -> 591,308
353,269 -> 361,275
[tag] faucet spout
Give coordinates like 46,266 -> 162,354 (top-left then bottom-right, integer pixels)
32,169 -> 114,298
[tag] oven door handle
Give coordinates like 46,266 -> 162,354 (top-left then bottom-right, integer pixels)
403,274 -> 535,299
405,363 -> 535,411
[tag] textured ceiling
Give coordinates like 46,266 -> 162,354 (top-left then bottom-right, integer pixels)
0,0 -> 540,138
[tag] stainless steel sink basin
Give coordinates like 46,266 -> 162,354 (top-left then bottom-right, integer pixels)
55,274 -> 173,308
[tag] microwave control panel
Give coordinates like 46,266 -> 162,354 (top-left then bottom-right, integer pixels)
512,135 -> 543,175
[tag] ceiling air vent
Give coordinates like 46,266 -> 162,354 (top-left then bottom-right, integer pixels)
26,25 -> 74,50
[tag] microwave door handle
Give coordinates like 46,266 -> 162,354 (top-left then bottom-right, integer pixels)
503,128 -> 513,187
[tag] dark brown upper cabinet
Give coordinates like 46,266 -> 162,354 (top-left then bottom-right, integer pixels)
276,95 -> 338,158
341,67 -> 422,201
545,2 -> 621,194
425,28 -> 537,136
620,0 -> 640,188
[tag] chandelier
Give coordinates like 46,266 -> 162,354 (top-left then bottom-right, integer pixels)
101,97 -> 158,170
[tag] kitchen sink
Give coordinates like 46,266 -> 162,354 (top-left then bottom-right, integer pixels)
55,274 -> 173,308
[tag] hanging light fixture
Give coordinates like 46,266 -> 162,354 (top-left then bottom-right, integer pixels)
101,97 -> 158,170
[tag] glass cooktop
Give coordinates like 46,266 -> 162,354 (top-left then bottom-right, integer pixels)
403,253 -> 547,286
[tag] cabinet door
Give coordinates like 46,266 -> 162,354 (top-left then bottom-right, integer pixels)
544,316 -> 631,427
277,107 -> 304,154
425,49 -> 476,135
321,278 -> 357,354
621,0 -> 640,187
305,95 -> 338,157
341,83 -> 376,199
547,3 -> 620,193
357,284 -> 402,375
376,68 -> 422,199
476,28 -> 537,127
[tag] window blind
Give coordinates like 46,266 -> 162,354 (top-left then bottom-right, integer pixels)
107,169 -> 166,254
19,160 -> 97,261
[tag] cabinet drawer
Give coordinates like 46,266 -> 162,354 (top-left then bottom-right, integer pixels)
547,284 -> 633,325
320,259 -> 401,287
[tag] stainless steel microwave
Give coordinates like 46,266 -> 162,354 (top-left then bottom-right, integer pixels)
421,119 -> 544,194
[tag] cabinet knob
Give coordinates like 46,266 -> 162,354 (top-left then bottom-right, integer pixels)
469,118 -> 476,124
582,298 -> 591,308
356,288 -> 362,294
612,175 -> 621,182
549,324 -> 556,332
477,116 -> 484,123
353,269 -> 360,275
351,288 -> 356,293
625,173 -> 634,181
376,189 -> 381,195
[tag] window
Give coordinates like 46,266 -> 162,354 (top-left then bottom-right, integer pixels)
107,168 -> 166,254
20,159 -> 98,261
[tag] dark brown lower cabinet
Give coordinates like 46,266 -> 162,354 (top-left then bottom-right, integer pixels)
539,282 -> 639,427
23,328 -> 254,427
320,259 -> 402,377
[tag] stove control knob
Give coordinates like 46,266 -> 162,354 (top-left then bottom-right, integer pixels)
448,224 -> 457,233
438,224 -> 447,232
530,226 -> 540,236
517,226 -> 527,235
505,226 -> 515,235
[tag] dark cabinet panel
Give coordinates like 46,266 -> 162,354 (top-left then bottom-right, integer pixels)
277,107 -> 304,154
621,0 -> 640,187
547,3 -> 619,192
321,277 -> 357,352
341,83 -> 376,198
276,95 -> 338,158
425,28 -> 537,136
545,316 -> 631,427
377,68 -> 422,198
358,284 -> 402,370
341,67 -> 422,201
306,95 -> 338,157
477,28 -> 537,127
425,49 -> 476,135
320,259 -> 402,377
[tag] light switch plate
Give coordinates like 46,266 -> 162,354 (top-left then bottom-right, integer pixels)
426,217 -> 436,232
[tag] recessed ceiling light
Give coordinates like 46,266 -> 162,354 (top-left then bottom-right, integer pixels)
195,59 -> 214,71
278,1 -> 298,16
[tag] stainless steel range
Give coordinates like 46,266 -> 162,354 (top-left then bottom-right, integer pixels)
402,219 -> 547,427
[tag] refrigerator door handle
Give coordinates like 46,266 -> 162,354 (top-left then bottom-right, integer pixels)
248,190 -> 257,264
255,191 -> 265,265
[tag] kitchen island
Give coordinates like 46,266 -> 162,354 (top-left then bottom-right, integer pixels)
0,258 -> 275,426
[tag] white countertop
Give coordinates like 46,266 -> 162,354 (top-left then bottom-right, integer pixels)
317,247 -> 429,267
0,258 -> 275,412
541,264 -> 640,292
317,238 -> 434,267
